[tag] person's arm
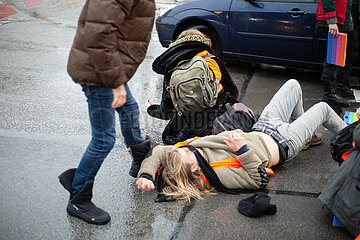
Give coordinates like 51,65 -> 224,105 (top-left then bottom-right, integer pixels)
136,145 -> 173,191
224,132 -> 247,155
147,104 -> 175,120
146,80 -> 176,120
136,173 -> 155,191
328,23 -> 339,37
83,0 -> 130,88
321,0 -> 336,17
112,84 -> 127,108
224,133 -> 268,188
320,0 -> 339,36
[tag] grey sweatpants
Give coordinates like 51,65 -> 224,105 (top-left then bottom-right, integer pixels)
252,79 -> 347,160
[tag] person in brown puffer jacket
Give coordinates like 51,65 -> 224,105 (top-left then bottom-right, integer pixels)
58,0 -> 155,225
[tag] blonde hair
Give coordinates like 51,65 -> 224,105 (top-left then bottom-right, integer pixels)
169,29 -> 212,48
161,148 -> 215,202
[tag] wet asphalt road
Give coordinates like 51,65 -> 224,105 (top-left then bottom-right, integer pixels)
0,0 -> 359,239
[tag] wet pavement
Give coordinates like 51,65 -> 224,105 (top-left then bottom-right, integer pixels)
0,0 -> 359,239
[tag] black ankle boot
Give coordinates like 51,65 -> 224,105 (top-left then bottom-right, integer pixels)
127,137 -> 151,178
58,169 -> 110,225
336,87 -> 354,98
322,92 -> 350,107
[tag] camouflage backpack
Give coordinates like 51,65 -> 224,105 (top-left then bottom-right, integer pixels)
169,55 -> 219,115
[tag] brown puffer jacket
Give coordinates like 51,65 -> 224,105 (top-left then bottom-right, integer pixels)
67,0 -> 155,88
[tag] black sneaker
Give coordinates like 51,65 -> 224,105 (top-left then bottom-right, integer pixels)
322,93 -> 350,107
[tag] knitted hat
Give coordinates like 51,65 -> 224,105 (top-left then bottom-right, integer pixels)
169,34 -> 208,48
238,192 -> 277,218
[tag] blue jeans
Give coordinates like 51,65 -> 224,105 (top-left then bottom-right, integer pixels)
71,84 -> 144,193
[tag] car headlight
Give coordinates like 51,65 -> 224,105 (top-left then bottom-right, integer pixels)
159,4 -> 177,17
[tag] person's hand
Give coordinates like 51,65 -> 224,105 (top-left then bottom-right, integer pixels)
328,23 -> 339,37
145,99 -> 154,109
112,84 -> 127,108
136,177 -> 155,191
224,132 -> 246,152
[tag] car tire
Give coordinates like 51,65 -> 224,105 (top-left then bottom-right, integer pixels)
185,25 -> 222,58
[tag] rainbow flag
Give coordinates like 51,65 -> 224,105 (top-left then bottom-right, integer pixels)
343,111 -> 359,125
326,33 -> 347,67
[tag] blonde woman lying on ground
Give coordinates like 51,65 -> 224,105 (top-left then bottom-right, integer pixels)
136,79 -> 346,201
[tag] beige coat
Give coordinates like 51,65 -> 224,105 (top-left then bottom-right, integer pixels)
138,130 -> 272,190
67,0 -> 155,88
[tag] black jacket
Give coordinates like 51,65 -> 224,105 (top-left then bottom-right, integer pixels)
318,124 -> 360,236
148,41 -> 239,144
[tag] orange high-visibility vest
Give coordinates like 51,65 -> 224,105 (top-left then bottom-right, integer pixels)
173,137 -> 201,148
173,140 -> 274,185
341,141 -> 356,161
196,50 -> 223,93
199,158 -> 274,184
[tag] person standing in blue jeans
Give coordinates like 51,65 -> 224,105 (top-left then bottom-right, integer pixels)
58,0 -> 155,225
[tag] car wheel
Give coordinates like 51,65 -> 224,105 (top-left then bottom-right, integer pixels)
185,25 -> 222,58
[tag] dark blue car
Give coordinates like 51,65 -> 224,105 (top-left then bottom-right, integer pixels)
156,0 -> 359,74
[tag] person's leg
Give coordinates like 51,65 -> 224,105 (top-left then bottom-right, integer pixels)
116,83 -> 144,146
320,22 -> 351,107
60,86 -> 114,225
116,84 -> 150,177
72,86 -> 116,193
321,61 -> 350,107
252,79 -> 304,131
281,102 -> 347,159
336,30 -> 358,97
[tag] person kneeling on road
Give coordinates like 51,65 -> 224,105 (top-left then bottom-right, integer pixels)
135,79 -> 347,201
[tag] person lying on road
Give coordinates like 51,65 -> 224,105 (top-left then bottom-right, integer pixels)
136,79 -> 347,201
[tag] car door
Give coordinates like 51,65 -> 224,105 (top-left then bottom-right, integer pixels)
229,0 -> 318,64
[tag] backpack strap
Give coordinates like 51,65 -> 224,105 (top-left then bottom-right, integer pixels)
223,104 -> 239,129
181,145 -> 242,194
214,118 -> 228,132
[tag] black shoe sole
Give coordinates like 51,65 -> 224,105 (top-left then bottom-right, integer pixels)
66,204 -> 111,225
